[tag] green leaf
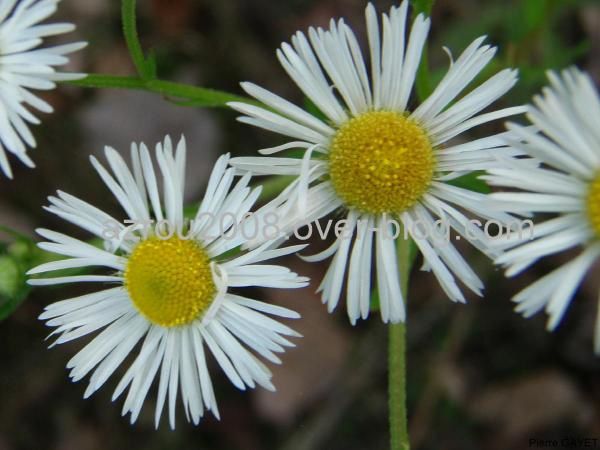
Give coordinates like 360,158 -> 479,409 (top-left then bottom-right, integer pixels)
215,246 -> 242,263
415,50 -> 432,102
0,243 -> 33,321
0,256 -> 21,299
257,175 -> 296,202
0,228 -> 66,320
447,171 -> 491,194
183,203 -> 199,219
0,286 -> 30,321
508,0 -> 549,41
304,98 -> 329,123
370,286 -> 381,312
410,0 -> 435,15
410,0 -> 435,101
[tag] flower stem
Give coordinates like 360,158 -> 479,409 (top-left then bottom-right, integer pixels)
81,0 -> 253,108
389,233 -> 413,450
389,324 -> 408,450
390,5 -> 436,445
121,0 -> 154,79
67,74 -> 252,108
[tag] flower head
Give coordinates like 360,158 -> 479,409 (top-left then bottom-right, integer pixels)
29,135 -> 308,428
229,1 -> 525,324
0,0 -> 86,178
484,68 -> 600,354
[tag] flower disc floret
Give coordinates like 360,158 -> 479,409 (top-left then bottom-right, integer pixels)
125,237 -> 216,327
329,111 -> 435,214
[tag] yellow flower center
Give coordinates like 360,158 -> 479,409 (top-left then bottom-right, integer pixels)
328,110 -> 435,214
587,174 -> 600,239
124,237 -> 216,327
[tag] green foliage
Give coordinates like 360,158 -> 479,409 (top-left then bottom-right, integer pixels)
435,0 -> 590,103
0,227 -> 96,320
508,0 -> 551,42
411,0 -> 435,102
411,0 -> 435,15
448,171 -> 491,194
304,98 -> 329,123
144,49 -> 158,80
0,255 -> 25,316
0,233 -> 35,320
371,287 -> 381,311
70,0 -> 255,109
258,176 -> 297,203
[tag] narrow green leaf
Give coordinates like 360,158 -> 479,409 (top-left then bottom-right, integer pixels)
304,98 -> 328,122
415,51 -> 432,103
411,0 -> 435,102
447,171 -> 491,194
370,286 -> 381,312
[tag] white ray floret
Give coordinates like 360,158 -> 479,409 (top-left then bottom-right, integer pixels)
228,1 -> 525,325
483,67 -> 600,354
29,135 -> 308,428
0,0 -> 87,178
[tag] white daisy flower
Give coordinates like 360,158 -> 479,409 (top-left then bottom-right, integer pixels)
228,1 -> 526,324
0,0 -> 86,179
28,135 -> 308,428
484,68 -> 600,354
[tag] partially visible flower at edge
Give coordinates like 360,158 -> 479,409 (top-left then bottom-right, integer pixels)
484,67 -> 600,354
0,0 -> 87,178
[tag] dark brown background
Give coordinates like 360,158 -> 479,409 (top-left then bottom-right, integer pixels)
0,1 -> 599,449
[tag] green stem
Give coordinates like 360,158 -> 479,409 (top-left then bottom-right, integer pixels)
65,1 -> 258,108
145,79 -> 244,105
389,326 -> 408,450
68,74 -> 145,89
122,0 -> 154,79
67,74 -> 252,108
389,233 -> 413,450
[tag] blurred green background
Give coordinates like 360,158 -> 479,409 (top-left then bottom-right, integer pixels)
1,0 -> 599,449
